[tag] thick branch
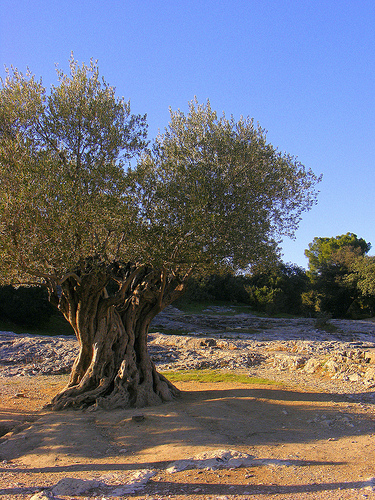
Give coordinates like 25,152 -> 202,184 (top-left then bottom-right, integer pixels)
59,272 -> 82,285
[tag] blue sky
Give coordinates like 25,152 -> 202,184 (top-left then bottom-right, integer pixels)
1,0 -> 374,268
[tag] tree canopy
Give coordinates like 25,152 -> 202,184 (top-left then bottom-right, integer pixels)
0,57 -> 148,286
0,61 -> 321,287
303,233 -> 372,318
134,99 -> 321,274
348,255 -> 375,297
304,232 -> 371,276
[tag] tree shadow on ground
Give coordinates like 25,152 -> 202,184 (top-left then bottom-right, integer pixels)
1,478 -> 374,498
0,384 -> 374,462
0,409 -> 38,438
0,384 -> 374,498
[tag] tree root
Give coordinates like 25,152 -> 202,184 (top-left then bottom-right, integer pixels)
47,369 -> 180,411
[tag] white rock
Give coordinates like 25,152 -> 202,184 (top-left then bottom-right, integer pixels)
364,366 -> 375,381
303,358 -> 321,374
325,359 -> 340,373
30,492 -> 55,500
110,469 -> 156,496
51,478 -> 102,496
166,449 -> 255,472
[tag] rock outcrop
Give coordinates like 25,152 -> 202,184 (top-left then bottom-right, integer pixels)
1,306 -> 375,393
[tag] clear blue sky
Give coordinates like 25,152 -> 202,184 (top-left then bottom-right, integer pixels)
1,0 -> 374,268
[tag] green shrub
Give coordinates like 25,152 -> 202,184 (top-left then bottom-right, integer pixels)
0,285 -> 55,327
246,263 -> 308,315
178,274 -> 250,304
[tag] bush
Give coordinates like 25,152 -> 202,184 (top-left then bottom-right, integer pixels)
0,285 -> 55,327
180,274 -> 250,304
246,263 -> 308,315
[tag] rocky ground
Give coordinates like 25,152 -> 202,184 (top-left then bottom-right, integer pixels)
1,306 -> 375,399
0,306 -> 375,499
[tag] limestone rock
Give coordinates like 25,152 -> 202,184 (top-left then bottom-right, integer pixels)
166,449 -> 256,472
1,307 -> 375,393
364,366 -> 375,381
365,348 -> 375,364
51,478 -> 102,496
303,358 -> 321,374
324,358 -> 341,373
272,353 -> 307,371
30,492 -> 56,500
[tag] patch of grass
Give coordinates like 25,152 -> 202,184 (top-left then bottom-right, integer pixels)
160,369 -> 277,385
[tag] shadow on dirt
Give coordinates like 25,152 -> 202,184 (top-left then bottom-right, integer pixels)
1,477 -> 374,498
0,385 -> 373,463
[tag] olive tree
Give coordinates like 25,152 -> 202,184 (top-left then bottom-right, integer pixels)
0,59 -> 321,410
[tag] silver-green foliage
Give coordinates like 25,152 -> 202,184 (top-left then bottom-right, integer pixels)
136,99 -> 321,272
0,57 -> 147,284
1,59 -> 320,287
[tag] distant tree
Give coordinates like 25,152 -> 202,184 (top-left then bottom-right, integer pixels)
305,233 -> 370,276
350,255 -> 375,296
0,58 -> 321,410
346,256 -> 375,316
304,233 -> 371,317
180,273 -> 250,304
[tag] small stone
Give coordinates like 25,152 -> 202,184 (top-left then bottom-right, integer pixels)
30,491 -> 54,500
14,393 -> 26,398
321,420 -> 333,427
132,414 -> 145,422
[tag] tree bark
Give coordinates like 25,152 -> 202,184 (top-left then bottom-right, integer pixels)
47,261 -> 186,411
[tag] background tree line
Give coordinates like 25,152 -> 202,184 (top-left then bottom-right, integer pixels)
175,232 -> 375,319
3,231 -> 373,329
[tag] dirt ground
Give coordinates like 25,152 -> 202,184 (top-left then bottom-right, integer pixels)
0,374 -> 375,499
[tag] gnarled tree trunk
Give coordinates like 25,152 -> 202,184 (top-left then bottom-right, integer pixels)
47,261 -> 187,411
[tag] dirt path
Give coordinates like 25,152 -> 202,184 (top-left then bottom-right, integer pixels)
0,375 -> 375,499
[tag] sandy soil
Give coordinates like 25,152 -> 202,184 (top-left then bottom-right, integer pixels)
0,374 -> 375,499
